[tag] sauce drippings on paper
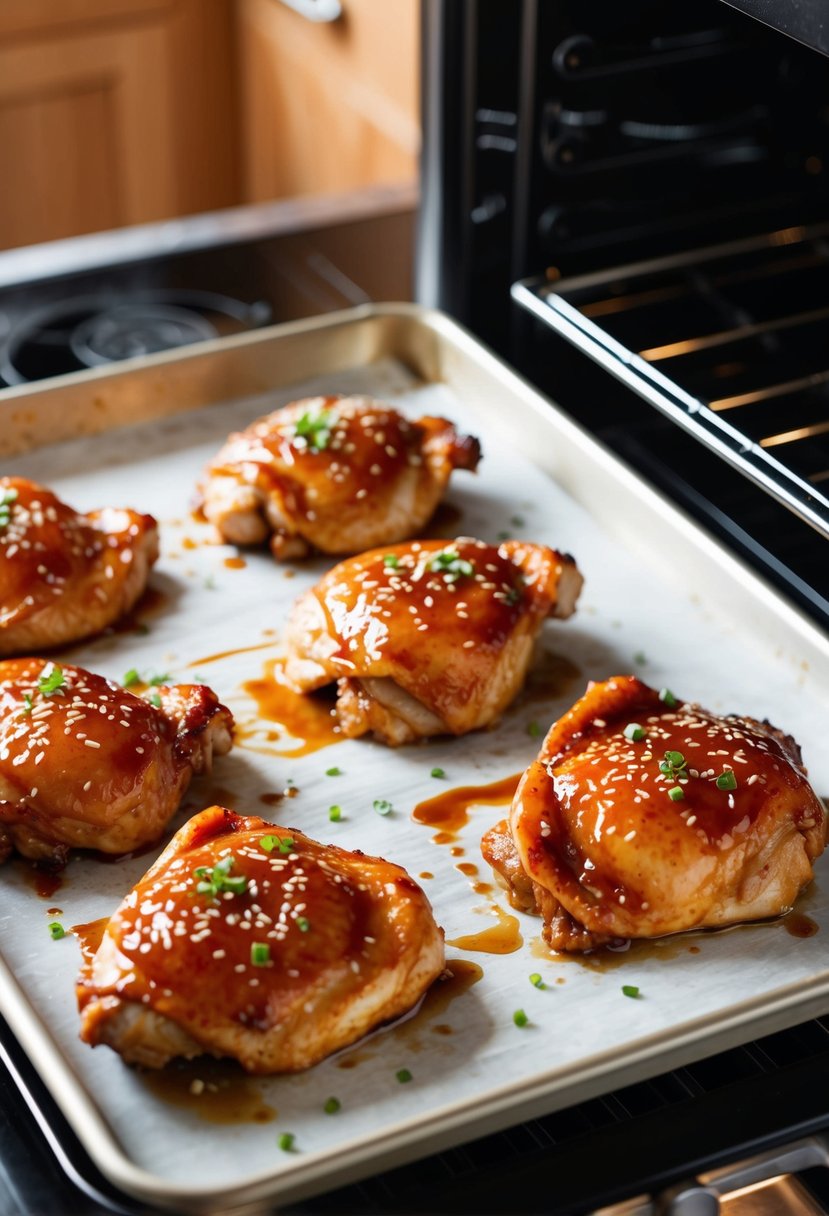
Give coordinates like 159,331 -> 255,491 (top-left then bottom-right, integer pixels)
447,905 -> 523,955
223,556 -> 247,570
336,960 -> 483,1067
15,860 -> 63,899
784,912 -> 819,938
190,639 -> 279,667
141,1059 -> 276,1124
239,658 -> 342,757
412,773 -> 521,835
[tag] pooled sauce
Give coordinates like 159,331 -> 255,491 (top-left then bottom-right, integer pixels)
141,1058 -> 276,1125
239,658 -> 342,758
413,773 -> 521,835
190,640 -> 279,667
454,861 -> 495,899
335,961 -> 484,1067
447,905 -> 523,955
181,537 -> 198,550
784,912 -> 819,938
258,789 -> 301,808
530,930 -> 705,971
14,860 -> 64,899
223,556 -> 247,570
71,917 -> 108,965
520,649 -> 582,704
46,906 -> 62,916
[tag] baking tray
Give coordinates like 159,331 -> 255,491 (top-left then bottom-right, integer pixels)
0,303 -> 827,1214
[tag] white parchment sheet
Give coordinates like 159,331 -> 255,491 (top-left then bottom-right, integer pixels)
1,351 -> 827,1204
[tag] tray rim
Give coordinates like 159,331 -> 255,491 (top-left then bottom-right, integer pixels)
1,301 -> 828,1212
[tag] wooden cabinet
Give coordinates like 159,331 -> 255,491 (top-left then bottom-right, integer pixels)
237,0 -> 419,202
0,0 -> 239,250
0,0 -> 419,251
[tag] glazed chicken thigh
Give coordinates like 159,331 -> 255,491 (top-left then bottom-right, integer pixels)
483,676 -> 827,951
282,537 -> 584,745
200,394 -> 480,560
0,660 -> 233,864
0,477 -> 158,655
78,805 -> 446,1072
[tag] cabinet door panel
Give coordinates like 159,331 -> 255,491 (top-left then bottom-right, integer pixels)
239,0 -> 419,201
0,23 -> 175,247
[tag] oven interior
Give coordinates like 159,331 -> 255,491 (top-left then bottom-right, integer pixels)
419,0 -> 829,633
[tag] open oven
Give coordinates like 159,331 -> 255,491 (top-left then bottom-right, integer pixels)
0,3 -> 827,1214
415,0 -> 829,1212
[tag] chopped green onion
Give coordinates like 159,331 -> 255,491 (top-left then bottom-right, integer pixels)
259,835 -> 279,853
278,837 -> 295,854
48,922 -> 65,941
504,586 -> 523,606
37,665 -> 65,696
325,766 -> 342,777
527,721 -> 543,738
122,668 -> 141,688
496,530 -> 510,541
668,786 -> 684,802
529,973 -> 546,989
251,942 -> 270,967
0,488 -> 18,527
510,514 -> 525,527
716,770 -> 738,791
623,723 -> 645,742
373,798 -> 393,816
383,554 -> 400,569
622,985 -> 641,999
427,549 -> 475,581
660,750 -> 688,781
278,1132 -> 295,1152
294,409 -> 335,451
633,651 -> 647,665
148,673 -> 171,686
194,856 -> 248,900
323,1097 -> 341,1115
329,805 -> 342,822
513,1009 -> 529,1027
430,767 -> 446,779
21,693 -> 32,716
297,916 -> 311,933
658,688 -> 677,708
396,1068 -> 413,1084
148,692 -> 162,708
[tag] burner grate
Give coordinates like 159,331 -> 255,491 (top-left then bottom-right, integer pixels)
512,223 -> 829,539
0,290 -> 271,386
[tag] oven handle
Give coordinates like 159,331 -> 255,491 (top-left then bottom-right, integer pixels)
594,1134 -> 829,1214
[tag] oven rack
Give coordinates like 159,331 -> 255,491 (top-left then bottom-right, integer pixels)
512,222 -> 829,540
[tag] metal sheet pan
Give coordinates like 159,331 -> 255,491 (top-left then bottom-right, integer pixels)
0,304 -> 827,1213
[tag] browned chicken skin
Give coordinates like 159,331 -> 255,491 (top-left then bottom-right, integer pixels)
0,660 -> 233,864
483,676 -> 827,951
77,805 -> 446,1073
0,477 -> 158,655
199,395 -> 481,560
282,537 -> 584,745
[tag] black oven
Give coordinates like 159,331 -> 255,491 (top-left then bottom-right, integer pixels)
413,0 -> 829,1212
